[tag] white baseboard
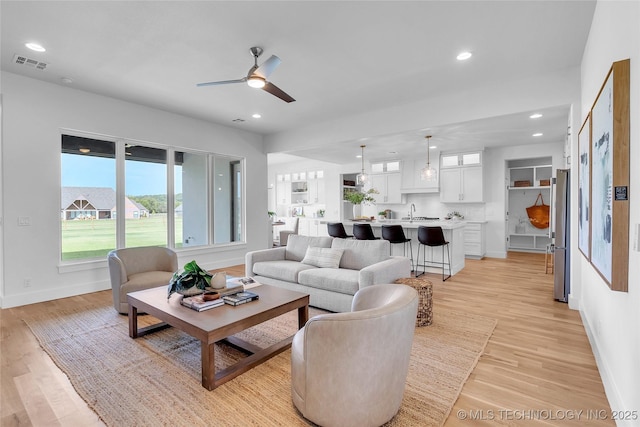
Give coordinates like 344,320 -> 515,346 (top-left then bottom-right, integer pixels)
485,250 -> 507,259
1,280 -> 111,309
579,309 -> 627,425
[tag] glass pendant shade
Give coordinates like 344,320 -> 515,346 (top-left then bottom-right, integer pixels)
420,135 -> 437,181
356,145 -> 368,185
421,165 -> 437,181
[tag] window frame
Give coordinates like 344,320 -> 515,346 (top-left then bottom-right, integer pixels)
59,129 -> 246,267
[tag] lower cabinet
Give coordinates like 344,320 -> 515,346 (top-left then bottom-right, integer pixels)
298,219 -> 330,237
464,222 -> 486,259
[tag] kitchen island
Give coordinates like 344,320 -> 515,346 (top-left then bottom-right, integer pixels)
343,220 -> 466,276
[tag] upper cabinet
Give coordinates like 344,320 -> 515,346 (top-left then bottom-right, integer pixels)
439,151 -> 484,203
400,154 -> 440,193
276,170 -> 325,206
370,172 -> 402,204
369,160 -> 403,204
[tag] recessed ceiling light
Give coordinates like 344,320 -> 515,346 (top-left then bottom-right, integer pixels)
533,133 -> 543,137
356,155 -> 362,158
530,113 -> 543,119
430,146 -> 437,149
79,148 -> 90,154
252,113 -> 262,119
25,42 -> 45,52
456,51 -> 472,61
61,77 -> 74,84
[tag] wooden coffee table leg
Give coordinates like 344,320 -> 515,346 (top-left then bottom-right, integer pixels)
128,304 -> 138,338
201,341 -> 215,390
298,304 -> 309,329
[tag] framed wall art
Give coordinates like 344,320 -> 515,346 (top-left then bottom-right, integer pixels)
578,114 -> 591,260
589,58 -> 629,292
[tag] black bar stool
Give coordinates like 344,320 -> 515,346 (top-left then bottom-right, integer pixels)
327,222 -> 353,239
353,223 -> 380,240
416,226 -> 451,281
381,224 -> 414,271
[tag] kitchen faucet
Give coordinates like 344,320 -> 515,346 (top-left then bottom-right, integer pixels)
410,204 -> 416,222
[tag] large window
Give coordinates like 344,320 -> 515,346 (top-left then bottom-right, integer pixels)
125,145 -> 167,247
61,135 -> 116,261
60,134 -> 244,262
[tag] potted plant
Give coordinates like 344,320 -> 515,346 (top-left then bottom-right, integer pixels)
378,210 -> 387,220
268,211 -> 276,222
344,188 -> 378,218
167,260 -> 226,299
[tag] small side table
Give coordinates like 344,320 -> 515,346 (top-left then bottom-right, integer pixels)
394,277 -> 433,327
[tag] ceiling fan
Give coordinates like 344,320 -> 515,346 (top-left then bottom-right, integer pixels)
196,47 -> 295,103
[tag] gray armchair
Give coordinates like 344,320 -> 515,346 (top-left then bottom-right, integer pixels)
291,283 -> 419,427
108,247 -> 178,314
279,217 -> 299,246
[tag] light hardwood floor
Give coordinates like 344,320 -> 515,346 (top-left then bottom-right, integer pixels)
1,255 -> 613,426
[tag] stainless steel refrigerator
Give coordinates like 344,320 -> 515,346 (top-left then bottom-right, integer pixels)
553,169 -> 570,302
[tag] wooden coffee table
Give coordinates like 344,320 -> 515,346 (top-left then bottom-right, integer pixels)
127,284 -> 309,390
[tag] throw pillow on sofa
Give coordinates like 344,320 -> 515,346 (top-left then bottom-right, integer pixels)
301,247 -> 345,269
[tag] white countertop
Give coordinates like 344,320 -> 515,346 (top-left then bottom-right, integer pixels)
344,219 -> 466,230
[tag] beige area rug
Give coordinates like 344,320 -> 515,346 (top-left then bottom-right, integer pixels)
24,302 -> 496,427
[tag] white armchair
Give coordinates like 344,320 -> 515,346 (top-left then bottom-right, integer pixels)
108,247 -> 178,314
291,283 -> 419,427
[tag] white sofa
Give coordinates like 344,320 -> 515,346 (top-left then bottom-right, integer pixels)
245,235 -> 411,312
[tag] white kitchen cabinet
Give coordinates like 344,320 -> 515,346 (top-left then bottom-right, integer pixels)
464,222 -> 486,259
307,177 -> 325,204
440,166 -> 483,203
370,173 -> 402,204
400,157 -> 439,193
276,180 -> 292,205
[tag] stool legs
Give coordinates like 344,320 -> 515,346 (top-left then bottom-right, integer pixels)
415,243 -> 451,281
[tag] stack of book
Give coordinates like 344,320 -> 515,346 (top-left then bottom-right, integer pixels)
180,281 -> 245,312
180,294 -> 224,312
223,291 -> 259,306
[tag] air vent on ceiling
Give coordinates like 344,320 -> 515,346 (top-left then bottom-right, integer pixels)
232,118 -> 245,123
13,54 -> 48,71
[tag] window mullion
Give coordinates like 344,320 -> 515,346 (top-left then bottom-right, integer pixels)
115,140 -> 126,248
167,149 -> 175,249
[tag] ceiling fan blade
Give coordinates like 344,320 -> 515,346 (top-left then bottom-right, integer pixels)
262,82 -> 296,103
254,55 -> 281,79
196,78 -> 246,87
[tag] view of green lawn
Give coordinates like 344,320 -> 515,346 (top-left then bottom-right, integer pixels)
61,214 -> 182,261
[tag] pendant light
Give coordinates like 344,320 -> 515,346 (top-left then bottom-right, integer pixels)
356,144 -> 369,185
421,135 -> 437,181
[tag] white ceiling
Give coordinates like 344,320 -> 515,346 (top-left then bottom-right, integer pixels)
1,1 -> 595,164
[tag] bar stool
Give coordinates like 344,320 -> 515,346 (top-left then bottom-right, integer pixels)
353,223 -> 380,240
327,222 -> 353,239
382,224 -> 414,271
416,226 -> 451,281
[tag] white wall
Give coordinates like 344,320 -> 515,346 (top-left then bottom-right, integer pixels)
0,72 -> 268,308
577,1 -> 640,422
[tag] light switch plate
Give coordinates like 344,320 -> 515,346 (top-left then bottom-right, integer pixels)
634,223 -> 640,252
18,216 -> 31,226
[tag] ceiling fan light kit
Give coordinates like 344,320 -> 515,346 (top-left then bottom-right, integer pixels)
196,46 -> 295,103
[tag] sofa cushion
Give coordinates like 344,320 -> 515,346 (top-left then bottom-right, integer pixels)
253,260 -> 316,283
285,235 -> 333,261
301,247 -> 344,269
298,268 -> 360,295
331,238 -> 390,270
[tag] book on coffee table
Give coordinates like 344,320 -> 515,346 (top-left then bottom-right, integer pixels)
181,295 -> 225,312
223,291 -> 259,306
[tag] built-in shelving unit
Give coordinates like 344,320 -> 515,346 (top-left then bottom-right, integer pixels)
506,159 -> 553,253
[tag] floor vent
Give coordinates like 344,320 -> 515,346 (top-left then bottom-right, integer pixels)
13,53 -> 48,71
